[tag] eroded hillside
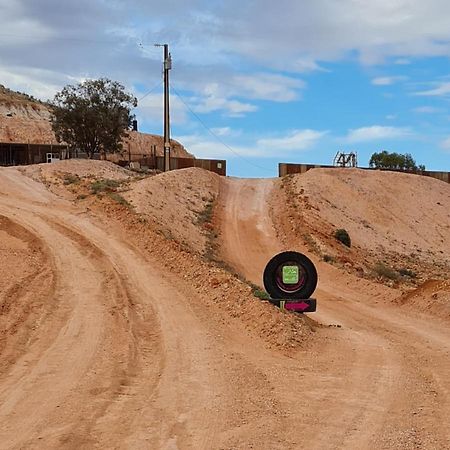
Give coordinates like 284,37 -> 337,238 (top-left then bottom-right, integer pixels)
273,168 -> 450,286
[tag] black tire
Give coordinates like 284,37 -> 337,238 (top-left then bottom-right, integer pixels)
263,251 -> 318,299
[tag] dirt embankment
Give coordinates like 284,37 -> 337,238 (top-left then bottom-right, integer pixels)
214,174 -> 450,449
0,162 -> 324,449
273,168 -> 450,286
122,167 -> 219,255
1,160 -> 450,449
396,279 -> 450,319
120,131 -> 193,159
16,160 -> 314,349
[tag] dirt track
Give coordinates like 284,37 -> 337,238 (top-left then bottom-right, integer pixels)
0,168 -> 449,449
219,177 -> 450,449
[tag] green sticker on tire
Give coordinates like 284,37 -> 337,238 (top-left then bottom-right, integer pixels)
282,265 -> 299,284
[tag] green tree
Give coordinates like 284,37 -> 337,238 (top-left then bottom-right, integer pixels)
369,150 -> 424,171
51,78 -> 137,158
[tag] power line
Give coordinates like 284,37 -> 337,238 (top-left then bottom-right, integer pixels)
138,80 -> 163,102
170,83 -> 273,173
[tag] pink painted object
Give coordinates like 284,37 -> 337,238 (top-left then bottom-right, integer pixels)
285,301 -> 310,311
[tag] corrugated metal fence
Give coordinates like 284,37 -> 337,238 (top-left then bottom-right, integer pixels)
128,155 -> 226,176
279,163 -> 450,184
155,156 -> 226,175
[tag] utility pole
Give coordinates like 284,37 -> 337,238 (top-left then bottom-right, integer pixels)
155,43 -> 172,172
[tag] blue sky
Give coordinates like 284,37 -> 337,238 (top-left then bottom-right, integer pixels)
1,0 -> 449,177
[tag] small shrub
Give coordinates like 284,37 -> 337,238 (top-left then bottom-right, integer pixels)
108,192 -> 132,208
373,262 -> 398,280
334,229 -> 351,247
90,179 -> 122,194
252,287 -> 270,300
196,200 -> 214,225
63,174 -> 81,185
323,254 -> 335,263
398,268 -> 417,278
303,233 -> 321,254
76,194 -> 87,200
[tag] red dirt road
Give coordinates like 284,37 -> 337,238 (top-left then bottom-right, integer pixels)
0,168 -> 449,449
219,177 -> 450,449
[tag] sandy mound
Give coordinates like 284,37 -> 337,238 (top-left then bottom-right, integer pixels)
275,169 -> 450,283
120,131 -> 193,159
20,159 -> 133,185
296,168 -> 449,257
397,279 -> 450,320
123,168 -> 220,254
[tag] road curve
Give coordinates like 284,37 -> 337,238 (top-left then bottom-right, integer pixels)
0,168 -> 449,449
0,169 -> 274,449
218,176 -> 450,449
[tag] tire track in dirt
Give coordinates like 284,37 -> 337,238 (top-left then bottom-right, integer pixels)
0,169 -> 274,449
0,169 -> 164,447
0,215 -> 57,378
217,176 -> 450,449
0,207 -> 109,448
26,216 -> 163,448
2,166 -> 448,448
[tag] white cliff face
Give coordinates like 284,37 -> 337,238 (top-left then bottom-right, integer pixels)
0,101 -> 55,144
0,89 -> 193,157
0,102 -> 52,121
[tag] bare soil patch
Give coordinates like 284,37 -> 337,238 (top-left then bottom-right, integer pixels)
0,215 -> 55,374
396,279 -> 450,320
123,167 -> 220,255
273,169 -> 450,286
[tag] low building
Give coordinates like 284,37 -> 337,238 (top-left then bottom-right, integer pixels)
0,142 -> 69,166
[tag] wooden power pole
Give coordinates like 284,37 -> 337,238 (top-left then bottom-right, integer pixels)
155,43 -> 172,172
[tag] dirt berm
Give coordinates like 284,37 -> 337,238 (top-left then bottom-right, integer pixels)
0,160 -> 449,449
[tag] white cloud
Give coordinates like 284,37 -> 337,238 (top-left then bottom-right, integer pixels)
210,127 -> 242,137
177,128 -> 327,159
414,82 -> 450,97
232,73 -> 305,102
214,0 -> 450,68
176,72 -> 305,117
291,58 -> 327,73
0,66 -> 63,100
257,129 -> 327,151
440,136 -> 450,150
395,58 -> 411,65
136,93 -> 188,125
371,76 -> 407,86
0,2 -> 55,45
175,135 -> 237,159
3,0 -> 450,139
193,95 -> 257,117
413,106 -> 444,114
344,126 -> 413,143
